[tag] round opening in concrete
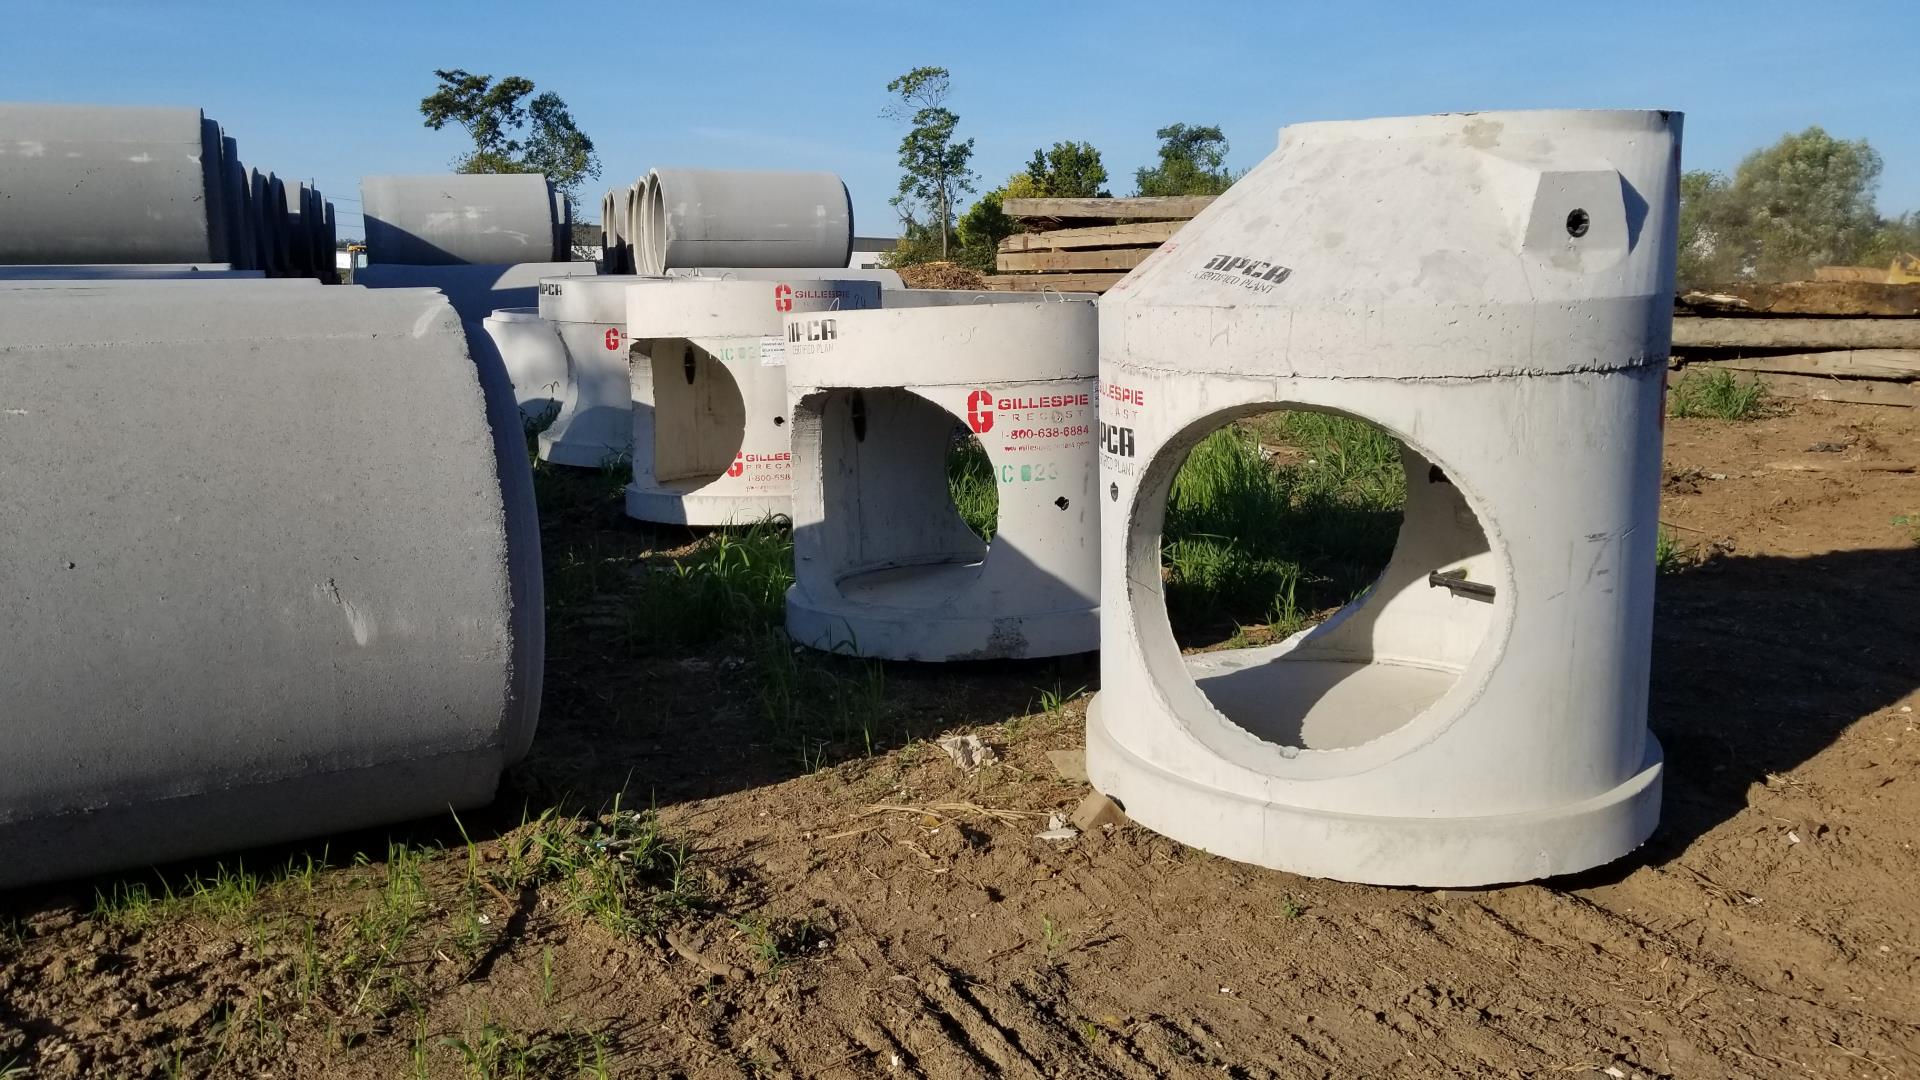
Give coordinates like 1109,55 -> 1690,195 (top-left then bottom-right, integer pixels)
649,340 -> 748,493
946,431 -> 999,544
813,388 -> 992,611
1138,405 -> 1499,754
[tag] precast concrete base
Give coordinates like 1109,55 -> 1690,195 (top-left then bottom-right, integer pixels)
621,277 -> 882,525
1086,109 -> 1682,886
1086,697 -> 1663,887
535,275 -> 661,468
784,293 -> 1100,660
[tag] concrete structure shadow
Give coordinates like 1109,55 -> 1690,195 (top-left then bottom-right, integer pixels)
8,544 -> 1909,902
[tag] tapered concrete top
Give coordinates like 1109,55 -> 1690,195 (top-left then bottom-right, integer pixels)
1102,108 -> 1683,380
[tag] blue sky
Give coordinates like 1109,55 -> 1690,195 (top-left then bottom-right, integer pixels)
6,1 -> 1916,240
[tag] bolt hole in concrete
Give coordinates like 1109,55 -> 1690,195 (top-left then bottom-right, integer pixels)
1565,207 -> 1590,238
1155,408 -> 1496,751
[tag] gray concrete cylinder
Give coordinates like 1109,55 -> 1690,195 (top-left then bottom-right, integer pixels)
641,168 -> 853,274
220,136 -> 251,271
0,104 -> 220,265
0,282 -> 543,888
361,174 -> 565,266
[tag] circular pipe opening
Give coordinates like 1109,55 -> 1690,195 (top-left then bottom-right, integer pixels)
1133,405 -> 1500,755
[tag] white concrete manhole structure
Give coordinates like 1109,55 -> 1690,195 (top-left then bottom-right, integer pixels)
623,277 -> 882,525
536,274 -> 659,468
482,306 -> 569,422
784,292 -> 1100,660
1087,109 -> 1681,887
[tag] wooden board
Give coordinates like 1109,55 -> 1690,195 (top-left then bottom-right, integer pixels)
1814,266 -> 1891,283
1677,350 -> 1920,381
1671,317 -> 1920,350
1745,372 -> 1920,407
981,272 -> 1129,294
1003,196 -> 1216,221
999,220 -> 1184,253
996,248 -> 1155,273
1676,282 -> 1920,317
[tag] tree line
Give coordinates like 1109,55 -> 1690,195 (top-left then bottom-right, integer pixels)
882,66 -> 1233,270
410,67 -> 1918,284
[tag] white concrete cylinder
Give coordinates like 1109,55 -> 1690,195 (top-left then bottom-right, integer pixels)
622,277 -> 881,525
641,169 -> 853,275
484,306 -> 571,421
1088,109 -> 1681,887
535,274 -> 659,468
361,174 -> 564,266
0,282 -> 542,888
785,295 -> 1101,660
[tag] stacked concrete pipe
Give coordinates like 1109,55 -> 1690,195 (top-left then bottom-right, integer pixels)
638,169 -> 853,276
362,174 -> 570,266
0,281 -> 542,888
785,292 -> 1101,660
0,103 -> 337,278
1087,108 -> 1681,887
622,276 -> 881,523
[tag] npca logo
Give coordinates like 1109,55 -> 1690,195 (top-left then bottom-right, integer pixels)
773,284 -> 793,312
726,452 -> 745,478
966,389 -> 994,433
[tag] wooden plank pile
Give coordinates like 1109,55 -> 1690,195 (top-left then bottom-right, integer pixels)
984,196 -> 1214,294
1672,282 -> 1920,407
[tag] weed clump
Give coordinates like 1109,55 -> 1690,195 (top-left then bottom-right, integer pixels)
1163,412 -> 1404,642
1669,369 -> 1769,421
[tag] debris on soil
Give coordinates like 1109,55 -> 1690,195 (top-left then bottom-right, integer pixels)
896,260 -> 985,290
1035,812 -> 1078,841
934,733 -> 999,772
1070,791 -> 1128,832
1046,747 -> 1088,782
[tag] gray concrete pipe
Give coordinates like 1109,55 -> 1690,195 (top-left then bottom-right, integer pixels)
220,136 -> 252,271
361,174 -> 565,266
0,281 -> 542,888
0,103 -> 223,265
640,168 -> 853,274
637,175 -> 660,272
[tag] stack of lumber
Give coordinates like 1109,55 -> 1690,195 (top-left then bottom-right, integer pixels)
1672,282 -> 1920,407
985,196 -> 1214,294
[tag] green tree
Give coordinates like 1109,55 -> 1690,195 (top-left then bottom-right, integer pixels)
1134,123 -> 1233,196
1676,169 -> 1741,286
1680,126 -> 1889,284
955,189 -> 1014,271
420,69 -> 601,212
1026,141 -> 1110,198
884,66 -> 977,260
1728,126 -> 1883,281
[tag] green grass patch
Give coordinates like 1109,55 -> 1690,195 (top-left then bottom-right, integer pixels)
947,434 -> 998,542
1163,412 -> 1405,643
1669,368 -> 1769,421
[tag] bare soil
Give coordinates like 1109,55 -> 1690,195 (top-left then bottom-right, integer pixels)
3,400 -> 1918,1079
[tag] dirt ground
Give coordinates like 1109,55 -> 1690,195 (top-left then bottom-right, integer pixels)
3,399 -> 1918,1079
